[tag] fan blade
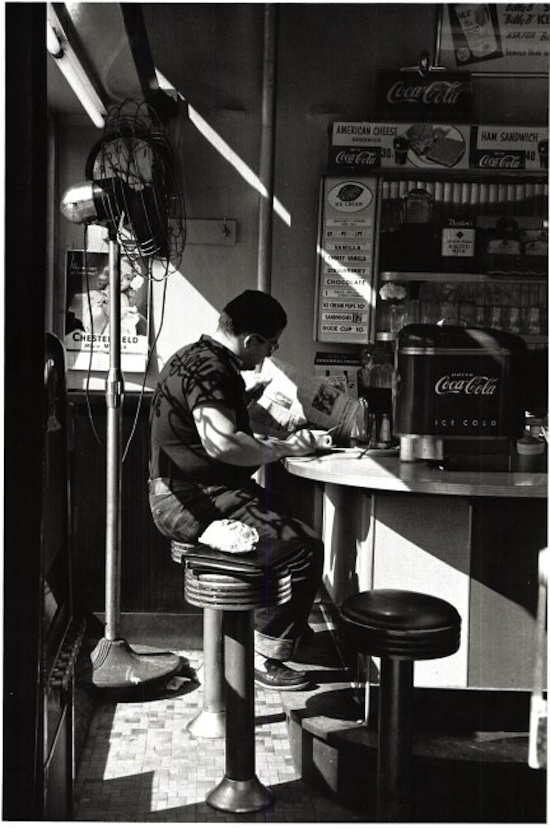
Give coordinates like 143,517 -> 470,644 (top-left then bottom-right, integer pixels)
124,186 -> 168,258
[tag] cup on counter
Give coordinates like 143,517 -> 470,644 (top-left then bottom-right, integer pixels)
308,430 -> 333,450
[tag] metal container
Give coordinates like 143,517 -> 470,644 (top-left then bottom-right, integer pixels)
394,324 -> 526,449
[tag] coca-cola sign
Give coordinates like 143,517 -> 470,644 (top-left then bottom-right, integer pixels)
434,374 -> 499,396
471,149 -> 525,170
376,71 -> 472,118
394,348 -> 524,438
328,146 -> 380,169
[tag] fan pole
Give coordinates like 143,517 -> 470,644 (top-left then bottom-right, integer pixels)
105,236 -> 123,640
89,236 -> 182,689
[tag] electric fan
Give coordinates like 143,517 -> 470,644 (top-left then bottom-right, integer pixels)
61,99 -> 186,688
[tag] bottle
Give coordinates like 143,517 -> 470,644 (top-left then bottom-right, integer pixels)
378,414 -> 392,448
360,341 -> 394,420
350,398 -> 369,447
515,436 -> 546,473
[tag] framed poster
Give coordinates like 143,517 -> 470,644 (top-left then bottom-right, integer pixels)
64,250 -> 149,373
438,4 -> 550,76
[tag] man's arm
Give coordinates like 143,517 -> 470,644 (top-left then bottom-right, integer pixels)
193,403 -> 317,466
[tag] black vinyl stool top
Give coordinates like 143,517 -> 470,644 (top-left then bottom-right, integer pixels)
170,538 -> 306,577
170,540 -> 298,611
340,589 -> 461,661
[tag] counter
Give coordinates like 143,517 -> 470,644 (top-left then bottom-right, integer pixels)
284,452 -> 547,691
285,451 -> 547,498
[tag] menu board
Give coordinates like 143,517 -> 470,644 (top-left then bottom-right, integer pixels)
470,124 -> 548,170
315,176 -> 378,343
328,121 -> 548,172
329,122 -> 472,172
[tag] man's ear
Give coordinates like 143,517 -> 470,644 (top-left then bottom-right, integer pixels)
243,334 -> 254,349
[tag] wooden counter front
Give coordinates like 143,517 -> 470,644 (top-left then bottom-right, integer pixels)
283,452 -> 547,691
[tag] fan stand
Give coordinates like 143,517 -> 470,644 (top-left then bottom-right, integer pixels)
88,236 -> 182,689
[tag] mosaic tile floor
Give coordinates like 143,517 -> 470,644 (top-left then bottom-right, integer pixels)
74,613 -> 364,823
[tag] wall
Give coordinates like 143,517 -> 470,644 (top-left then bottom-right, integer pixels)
54,3 -> 549,386
49,3 -> 548,614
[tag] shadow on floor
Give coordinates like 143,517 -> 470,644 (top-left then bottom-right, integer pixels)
286,684 -> 548,823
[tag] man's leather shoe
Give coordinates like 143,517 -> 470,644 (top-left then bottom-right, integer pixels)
254,659 -> 310,691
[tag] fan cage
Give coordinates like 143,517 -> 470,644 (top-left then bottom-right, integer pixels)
87,99 -> 186,279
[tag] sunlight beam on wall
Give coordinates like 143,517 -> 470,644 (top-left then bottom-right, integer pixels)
156,70 -> 291,227
318,245 -> 375,305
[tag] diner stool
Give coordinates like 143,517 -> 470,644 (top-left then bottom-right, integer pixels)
171,539 -> 302,814
171,542 -> 225,739
339,589 -> 461,823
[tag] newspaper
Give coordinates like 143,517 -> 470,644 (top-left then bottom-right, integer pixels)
247,356 -> 360,442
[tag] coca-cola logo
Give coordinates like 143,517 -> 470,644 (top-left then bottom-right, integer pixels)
334,149 -> 378,166
478,153 -> 522,169
387,80 -> 463,106
434,375 -> 498,395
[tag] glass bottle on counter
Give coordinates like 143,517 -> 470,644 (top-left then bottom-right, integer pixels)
358,340 -> 395,445
349,398 -> 370,447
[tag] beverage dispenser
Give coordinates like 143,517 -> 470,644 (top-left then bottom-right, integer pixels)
394,324 -> 526,470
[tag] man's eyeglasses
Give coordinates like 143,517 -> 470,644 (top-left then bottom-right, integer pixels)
252,333 -> 279,354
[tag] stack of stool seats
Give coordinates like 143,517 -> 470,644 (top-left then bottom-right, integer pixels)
339,589 -> 461,822
171,537 -> 305,814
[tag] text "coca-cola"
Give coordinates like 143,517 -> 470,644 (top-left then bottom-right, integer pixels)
334,149 -> 378,166
478,153 -> 523,170
386,80 -> 463,106
434,375 -> 498,395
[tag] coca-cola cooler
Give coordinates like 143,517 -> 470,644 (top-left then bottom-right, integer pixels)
394,324 -> 526,470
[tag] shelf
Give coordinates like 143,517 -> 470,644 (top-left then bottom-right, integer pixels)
380,271 -> 547,283
375,329 -> 547,346
378,168 -> 549,183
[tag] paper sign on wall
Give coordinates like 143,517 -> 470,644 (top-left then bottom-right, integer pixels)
316,177 -> 378,343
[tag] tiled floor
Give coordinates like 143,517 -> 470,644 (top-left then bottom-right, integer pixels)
73,603 -> 547,823
74,609 -> 365,822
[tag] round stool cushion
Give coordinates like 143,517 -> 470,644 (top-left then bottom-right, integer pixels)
340,589 -> 461,660
170,538 -> 305,577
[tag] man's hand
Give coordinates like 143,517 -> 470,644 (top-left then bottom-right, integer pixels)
283,429 -> 317,456
245,376 -> 272,404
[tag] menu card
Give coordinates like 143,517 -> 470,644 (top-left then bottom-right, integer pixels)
315,176 -> 378,343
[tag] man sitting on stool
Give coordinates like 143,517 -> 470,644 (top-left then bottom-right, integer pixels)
148,290 -> 323,690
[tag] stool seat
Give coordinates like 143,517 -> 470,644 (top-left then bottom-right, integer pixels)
171,538 -> 306,577
340,589 -> 461,660
169,537 -> 297,814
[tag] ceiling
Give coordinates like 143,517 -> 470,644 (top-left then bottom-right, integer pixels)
47,3 -> 265,123
47,2 -> 145,119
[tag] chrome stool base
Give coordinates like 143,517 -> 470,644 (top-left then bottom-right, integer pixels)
206,776 -> 273,813
186,708 -> 225,739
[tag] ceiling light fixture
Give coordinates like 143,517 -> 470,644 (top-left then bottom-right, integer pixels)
46,16 -> 107,129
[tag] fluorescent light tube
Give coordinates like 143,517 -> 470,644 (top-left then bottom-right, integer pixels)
47,22 -> 107,129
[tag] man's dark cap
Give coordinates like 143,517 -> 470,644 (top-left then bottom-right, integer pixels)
222,290 -> 287,338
